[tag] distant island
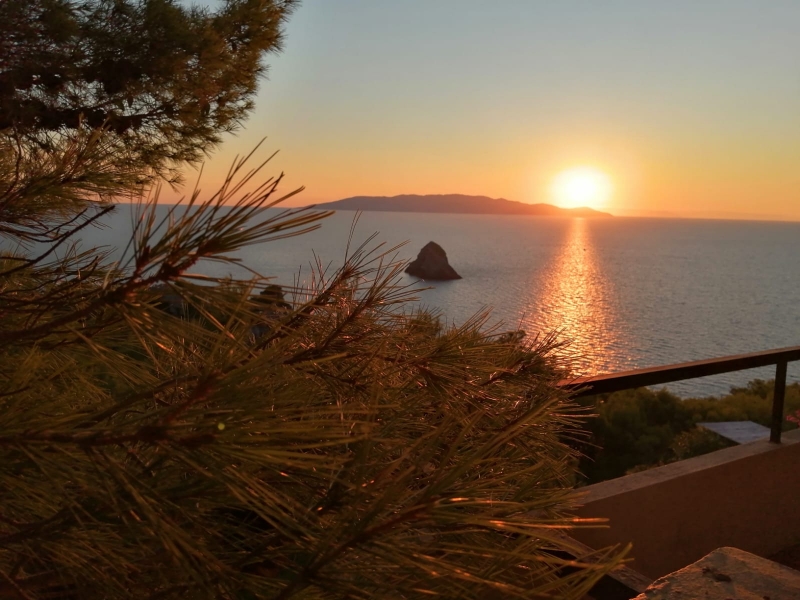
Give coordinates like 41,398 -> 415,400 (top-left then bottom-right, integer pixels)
313,194 -> 612,217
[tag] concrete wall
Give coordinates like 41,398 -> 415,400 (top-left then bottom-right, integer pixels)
572,429 -> 800,579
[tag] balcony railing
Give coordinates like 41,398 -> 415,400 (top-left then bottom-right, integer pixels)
555,346 -> 800,598
558,345 -> 800,443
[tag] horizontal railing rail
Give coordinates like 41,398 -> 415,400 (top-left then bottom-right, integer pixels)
559,345 -> 800,444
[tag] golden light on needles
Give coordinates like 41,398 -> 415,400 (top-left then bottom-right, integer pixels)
551,167 -> 613,210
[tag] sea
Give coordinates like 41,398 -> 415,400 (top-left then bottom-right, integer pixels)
75,205 -> 800,398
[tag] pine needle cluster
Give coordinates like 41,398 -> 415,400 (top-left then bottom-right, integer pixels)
1,0 -> 298,184
0,152 -> 625,598
1,2 -> 625,597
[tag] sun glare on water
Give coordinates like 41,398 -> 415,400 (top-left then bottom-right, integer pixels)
551,167 -> 612,210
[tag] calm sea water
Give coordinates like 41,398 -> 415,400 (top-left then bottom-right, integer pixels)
79,206 -> 800,397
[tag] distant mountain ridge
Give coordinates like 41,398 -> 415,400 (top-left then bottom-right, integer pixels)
313,194 -> 612,217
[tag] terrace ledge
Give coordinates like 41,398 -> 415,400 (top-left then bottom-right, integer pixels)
572,428 -> 800,578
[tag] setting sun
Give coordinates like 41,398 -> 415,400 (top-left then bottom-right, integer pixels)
551,167 -> 613,210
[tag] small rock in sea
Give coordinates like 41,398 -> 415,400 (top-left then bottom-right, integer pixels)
405,242 -> 462,281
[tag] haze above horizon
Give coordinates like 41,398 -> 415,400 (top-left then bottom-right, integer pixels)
187,1 -> 800,222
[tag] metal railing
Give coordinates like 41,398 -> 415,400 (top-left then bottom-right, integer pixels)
559,346 -> 800,443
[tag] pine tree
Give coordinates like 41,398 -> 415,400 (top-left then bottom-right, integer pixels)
1,0 -> 297,185
0,2 -> 625,598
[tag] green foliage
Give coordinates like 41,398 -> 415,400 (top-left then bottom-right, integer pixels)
0,0 -> 297,185
669,427 -> 734,462
681,378 -> 800,426
576,388 -> 692,482
577,380 -> 800,483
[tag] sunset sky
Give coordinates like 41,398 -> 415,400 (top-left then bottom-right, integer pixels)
189,0 -> 800,221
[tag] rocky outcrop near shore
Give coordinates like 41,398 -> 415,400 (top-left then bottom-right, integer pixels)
250,284 -> 292,339
405,242 -> 462,281
150,282 -> 293,341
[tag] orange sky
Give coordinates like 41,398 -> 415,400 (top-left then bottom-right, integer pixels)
171,1 -> 800,222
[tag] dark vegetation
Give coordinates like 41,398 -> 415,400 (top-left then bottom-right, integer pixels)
0,0 -> 295,186
576,380 -> 800,484
0,1 -> 624,598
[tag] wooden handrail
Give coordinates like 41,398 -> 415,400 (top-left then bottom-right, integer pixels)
558,345 -> 800,443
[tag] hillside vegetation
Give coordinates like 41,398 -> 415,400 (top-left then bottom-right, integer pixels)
576,379 -> 800,484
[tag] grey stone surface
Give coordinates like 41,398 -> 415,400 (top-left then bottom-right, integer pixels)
698,421 -> 771,444
633,546 -> 800,600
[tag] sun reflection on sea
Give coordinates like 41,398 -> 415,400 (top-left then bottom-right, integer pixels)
522,218 -> 629,376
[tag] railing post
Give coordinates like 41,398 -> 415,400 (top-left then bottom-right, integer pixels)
770,360 -> 788,444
